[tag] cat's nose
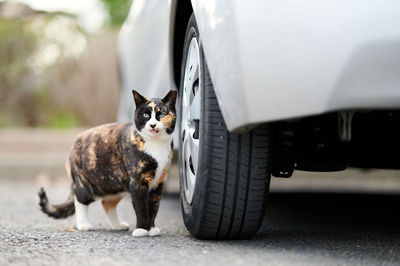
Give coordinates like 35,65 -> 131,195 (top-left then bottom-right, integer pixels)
150,124 -> 156,129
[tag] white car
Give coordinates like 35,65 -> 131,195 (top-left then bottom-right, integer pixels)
118,0 -> 400,239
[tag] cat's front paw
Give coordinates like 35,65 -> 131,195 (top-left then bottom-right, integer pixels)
114,221 -> 129,231
76,222 -> 93,231
149,227 -> 161,237
132,228 -> 149,237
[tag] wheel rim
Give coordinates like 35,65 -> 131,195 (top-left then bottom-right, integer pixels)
181,37 -> 201,204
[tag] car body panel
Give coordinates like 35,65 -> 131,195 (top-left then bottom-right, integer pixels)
118,0 -> 400,131
117,0 -> 173,122
193,0 -> 400,131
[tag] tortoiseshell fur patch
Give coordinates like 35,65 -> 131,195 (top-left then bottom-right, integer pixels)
69,122 -> 158,203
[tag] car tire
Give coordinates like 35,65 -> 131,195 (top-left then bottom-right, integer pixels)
179,14 -> 272,240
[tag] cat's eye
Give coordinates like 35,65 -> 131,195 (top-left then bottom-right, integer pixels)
143,113 -> 150,118
160,111 -> 169,118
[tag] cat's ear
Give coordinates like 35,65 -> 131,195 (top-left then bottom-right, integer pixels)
162,90 -> 177,107
132,90 -> 146,107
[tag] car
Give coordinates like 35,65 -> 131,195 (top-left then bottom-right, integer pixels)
117,0 -> 400,239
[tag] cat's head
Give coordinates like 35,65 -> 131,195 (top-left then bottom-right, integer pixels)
132,90 -> 177,139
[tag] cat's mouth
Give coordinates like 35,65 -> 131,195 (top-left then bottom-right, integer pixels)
149,129 -> 159,134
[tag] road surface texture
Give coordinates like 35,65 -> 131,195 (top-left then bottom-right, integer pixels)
1,128 -> 400,265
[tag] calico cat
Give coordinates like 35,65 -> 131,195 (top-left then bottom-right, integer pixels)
38,90 -> 177,237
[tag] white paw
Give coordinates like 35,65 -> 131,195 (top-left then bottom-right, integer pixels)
132,228 -> 149,237
149,227 -> 161,237
77,222 -> 93,231
112,221 -> 129,231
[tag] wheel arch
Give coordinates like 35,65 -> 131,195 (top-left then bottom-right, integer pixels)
170,0 -> 193,90
171,1 -> 252,132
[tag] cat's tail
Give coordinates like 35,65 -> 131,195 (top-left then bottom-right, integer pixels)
38,187 -> 75,219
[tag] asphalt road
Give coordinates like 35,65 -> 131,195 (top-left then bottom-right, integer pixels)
1,129 -> 400,265
1,177 -> 400,266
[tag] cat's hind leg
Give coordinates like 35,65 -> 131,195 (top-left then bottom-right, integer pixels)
101,196 -> 129,230
74,197 -> 93,231
68,160 -> 95,231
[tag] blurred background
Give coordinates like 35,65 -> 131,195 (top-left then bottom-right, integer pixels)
0,0 -> 174,189
0,0 -> 132,128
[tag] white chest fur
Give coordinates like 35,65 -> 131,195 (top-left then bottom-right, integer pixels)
142,139 -> 171,189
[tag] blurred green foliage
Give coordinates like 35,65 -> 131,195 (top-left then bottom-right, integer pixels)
0,20 -> 36,79
0,6 -> 121,129
0,19 -> 39,127
100,0 -> 133,27
0,17 -> 82,128
45,112 -> 80,128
